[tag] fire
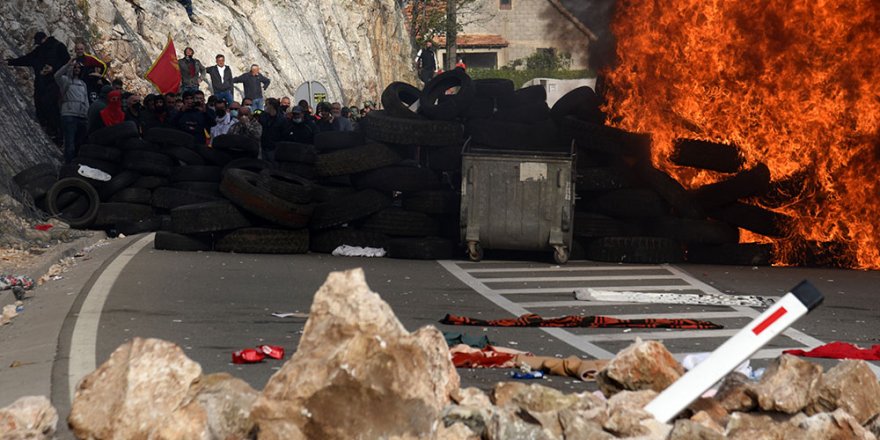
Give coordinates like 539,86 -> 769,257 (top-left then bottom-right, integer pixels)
603,0 -> 880,269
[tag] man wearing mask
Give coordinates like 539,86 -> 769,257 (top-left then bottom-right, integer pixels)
142,94 -> 170,131
258,98 -> 285,160
280,96 -> 292,114
206,54 -> 234,106
124,93 -> 144,132
178,47 -> 207,94
99,90 -> 126,129
55,59 -> 90,163
87,85 -> 112,134
233,64 -> 270,111
171,90 -> 215,145
7,31 -> 70,143
210,98 -> 236,139
284,106 -> 318,144
314,102 -> 335,132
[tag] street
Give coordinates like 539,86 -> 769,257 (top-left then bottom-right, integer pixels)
3,232 -> 876,424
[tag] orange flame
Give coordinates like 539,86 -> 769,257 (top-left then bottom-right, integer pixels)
603,0 -> 880,269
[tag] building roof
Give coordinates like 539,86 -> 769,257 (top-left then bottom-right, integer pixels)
435,34 -> 509,48
547,0 -> 598,41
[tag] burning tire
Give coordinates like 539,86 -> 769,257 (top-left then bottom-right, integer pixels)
215,228 -> 309,254
561,116 -> 650,157
689,163 -> 771,209
381,82 -> 423,119
709,202 -> 791,238
551,86 -> 604,125
645,217 -> 740,245
170,200 -> 252,234
315,143 -> 401,177
361,110 -> 464,147
419,69 -> 475,120
309,189 -> 392,230
636,165 -> 705,219
586,236 -> 684,263
670,139 -> 744,173
154,231 -> 213,252
309,228 -> 389,254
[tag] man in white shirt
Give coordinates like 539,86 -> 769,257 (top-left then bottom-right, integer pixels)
206,54 -> 234,106
210,98 -> 236,139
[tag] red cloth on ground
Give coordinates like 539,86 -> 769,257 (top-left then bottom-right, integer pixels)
100,90 -> 125,127
441,312 -> 722,330
783,342 -> 880,361
450,345 -> 518,368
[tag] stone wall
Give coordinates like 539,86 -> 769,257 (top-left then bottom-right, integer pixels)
461,0 -> 591,68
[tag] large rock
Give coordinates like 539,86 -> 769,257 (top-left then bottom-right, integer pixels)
251,269 -> 460,440
753,354 -> 823,414
68,337 -> 203,439
596,338 -> 684,396
668,419 -> 725,440
161,373 -> 259,440
809,360 -> 880,424
0,396 -> 58,439
795,409 -> 876,440
725,412 -> 793,440
713,372 -> 758,412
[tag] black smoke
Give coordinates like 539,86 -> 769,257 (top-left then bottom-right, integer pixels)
559,0 -> 618,71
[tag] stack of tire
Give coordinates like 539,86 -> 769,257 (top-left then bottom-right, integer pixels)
556,86 -> 787,266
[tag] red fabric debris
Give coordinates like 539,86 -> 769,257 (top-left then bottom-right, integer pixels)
232,349 -> 265,364
441,313 -> 723,330
259,345 -> 285,360
450,345 -> 518,369
34,224 -> 53,231
783,342 -> 880,361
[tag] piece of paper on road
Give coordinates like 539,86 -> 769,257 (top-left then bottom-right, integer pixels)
574,288 -> 776,308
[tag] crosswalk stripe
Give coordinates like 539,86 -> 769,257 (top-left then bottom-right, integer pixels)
481,274 -> 681,283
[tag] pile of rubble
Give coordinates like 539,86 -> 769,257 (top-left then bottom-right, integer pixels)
2,268 -> 878,439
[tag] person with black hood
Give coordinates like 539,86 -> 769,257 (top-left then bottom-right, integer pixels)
171,90 -> 215,146
178,47 -> 207,94
258,98 -> 285,161
87,85 -> 112,134
141,94 -> 170,131
6,31 -> 70,142
54,59 -> 89,163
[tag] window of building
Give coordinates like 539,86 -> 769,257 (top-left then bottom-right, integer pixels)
499,0 -> 511,10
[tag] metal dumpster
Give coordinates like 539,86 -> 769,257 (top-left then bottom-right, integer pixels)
460,143 -> 575,264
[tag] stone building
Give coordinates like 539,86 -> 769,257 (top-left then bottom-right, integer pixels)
436,0 -> 595,69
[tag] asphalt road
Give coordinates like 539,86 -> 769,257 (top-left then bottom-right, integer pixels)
50,233 -> 880,417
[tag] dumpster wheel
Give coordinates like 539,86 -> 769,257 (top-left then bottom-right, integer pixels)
467,241 -> 483,262
553,245 -> 570,265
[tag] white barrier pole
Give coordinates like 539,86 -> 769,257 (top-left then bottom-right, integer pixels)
645,280 -> 824,423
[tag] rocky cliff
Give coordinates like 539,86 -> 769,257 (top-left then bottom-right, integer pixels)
0,0 -> 416,186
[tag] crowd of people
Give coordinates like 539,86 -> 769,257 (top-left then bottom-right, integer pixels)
7,32 -> 377,164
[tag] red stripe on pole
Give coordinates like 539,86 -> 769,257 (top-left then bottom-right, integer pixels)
752,307 -> 787,336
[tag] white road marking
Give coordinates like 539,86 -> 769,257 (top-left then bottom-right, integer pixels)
464,265 -> 661,273
67,233 -> 155,403
494,285 -> 697,294
480,274 -> 681,283
580,329 -> 740,342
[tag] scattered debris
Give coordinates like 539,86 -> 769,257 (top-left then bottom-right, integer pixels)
442,312 -> 723,329
784,341 -> 880,361
331,244 -> 386,257
575,287 -> 776,307
271,312 -> 309,319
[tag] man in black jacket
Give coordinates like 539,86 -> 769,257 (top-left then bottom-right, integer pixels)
171,90 -> 215,146
258,98 -> 285,161
284,106 -> 318,144
233,64 -> 270,111
7,31 -> 70,142
206,54 -> 234,106
178,47 -> 206,94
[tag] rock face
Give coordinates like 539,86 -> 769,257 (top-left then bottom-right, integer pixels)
0,0 -> 415,183
0,396 -> 58,439
596,338 -> 684,396
68,337 -> 203,439
251,268 -> 460,440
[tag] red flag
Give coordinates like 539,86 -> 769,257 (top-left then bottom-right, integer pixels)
144,36 -> 180,94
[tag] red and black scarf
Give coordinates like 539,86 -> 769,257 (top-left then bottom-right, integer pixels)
441,313 -> 722,330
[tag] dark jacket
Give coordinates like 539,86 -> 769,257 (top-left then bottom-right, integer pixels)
8,37 -> 70,95
171,108 -> 215,145
284,118 -> 318,144
258,111 -> 286,151
206,65 -> 234,94
141,109 -> 170,131
87,98 -> 107,134
178,57 -> 206,89
233,73 -> 270,100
